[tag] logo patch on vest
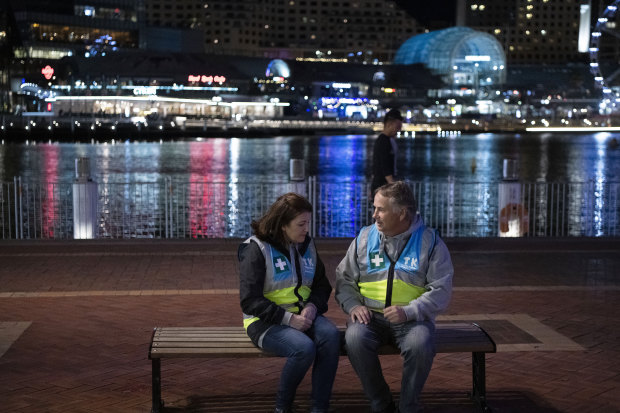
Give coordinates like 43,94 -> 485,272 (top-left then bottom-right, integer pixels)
273,257 -> 290,274
402,256 -> 419,270
369,252 -> 387,270
301,257 -> 315,278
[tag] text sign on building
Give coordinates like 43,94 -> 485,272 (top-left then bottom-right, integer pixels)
465,55 -> 491,62
133,86 -> 157,95
188,75 -> 226,84
41,65 -> 54,80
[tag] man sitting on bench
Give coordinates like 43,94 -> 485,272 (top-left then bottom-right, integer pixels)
335,181 -> 454,413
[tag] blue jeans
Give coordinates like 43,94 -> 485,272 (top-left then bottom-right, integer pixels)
344,312 -> 435,413
261,315 -> 340,412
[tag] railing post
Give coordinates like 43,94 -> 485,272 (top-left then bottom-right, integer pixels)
15,176 -> 23,239
447,177 -> 455,237
164,178 -> 169,239
167,177 -> 174,239
308,176 -> 316,238
13,177 -> 17,239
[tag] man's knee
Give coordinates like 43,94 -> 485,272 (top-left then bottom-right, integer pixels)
344,322 -> 374,354
400,324 -> 435,359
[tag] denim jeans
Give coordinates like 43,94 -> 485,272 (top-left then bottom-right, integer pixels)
344,312 -> 435,413
261,315 -> 340,412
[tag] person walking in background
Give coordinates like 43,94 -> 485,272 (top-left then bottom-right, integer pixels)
335,181 -> 454,413
238,193 -> 340,413
371,109 -> 404,195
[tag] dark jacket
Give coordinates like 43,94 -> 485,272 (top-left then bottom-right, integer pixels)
371,133 -> 396,193
238,234 -> 332,345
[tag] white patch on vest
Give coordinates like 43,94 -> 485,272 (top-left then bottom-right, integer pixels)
370,253 -> 384,268
403,256 -> 419,270
274,258 -> 287,271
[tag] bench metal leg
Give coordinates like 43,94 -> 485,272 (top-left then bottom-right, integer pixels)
470,352 -> 492,412
152,358 -> 163,413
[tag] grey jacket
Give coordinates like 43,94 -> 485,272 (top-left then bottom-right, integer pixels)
335,217 -> 453,322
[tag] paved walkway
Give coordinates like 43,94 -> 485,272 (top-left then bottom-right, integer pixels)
0,237 -> 619,413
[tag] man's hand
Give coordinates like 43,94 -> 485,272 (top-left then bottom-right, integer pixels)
350,305 -> 372,324
384,305 -> 407,324
290,314 -> 312,331
300,303 -> 317,321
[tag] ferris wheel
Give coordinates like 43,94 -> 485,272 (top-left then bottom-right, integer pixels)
589,0 -> 620,110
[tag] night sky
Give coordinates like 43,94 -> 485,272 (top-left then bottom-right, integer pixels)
393,0 -> 458,26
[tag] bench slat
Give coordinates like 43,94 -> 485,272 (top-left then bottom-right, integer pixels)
154,336 -> 252,342
150,323 -> 495,359
152,347 -> 267,357
153,341 -> 257,348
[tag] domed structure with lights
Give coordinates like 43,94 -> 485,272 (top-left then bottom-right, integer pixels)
394,27 -> 506,96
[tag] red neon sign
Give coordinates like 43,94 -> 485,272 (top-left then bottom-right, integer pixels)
41,65 -> 54,80
188,75 -> 226,84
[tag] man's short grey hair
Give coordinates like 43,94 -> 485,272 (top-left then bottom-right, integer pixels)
375,181 -> 418,219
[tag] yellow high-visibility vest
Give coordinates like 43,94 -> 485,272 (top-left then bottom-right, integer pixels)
242,236 -> 317,329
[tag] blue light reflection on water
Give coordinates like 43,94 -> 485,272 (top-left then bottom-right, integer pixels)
3,132 -> 620,183
2,132 -> 620,238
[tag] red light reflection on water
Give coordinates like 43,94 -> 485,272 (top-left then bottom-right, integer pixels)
188,140 -> 228,238
41,145 -> 59,238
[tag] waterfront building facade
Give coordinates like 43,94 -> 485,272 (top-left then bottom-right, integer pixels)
8,0 -> 145,60
144,0 -> 422,64
460,0 -> 598,65
39,52 -> 440,122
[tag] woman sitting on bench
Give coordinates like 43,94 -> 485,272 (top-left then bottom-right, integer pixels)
238,193 -> 340,413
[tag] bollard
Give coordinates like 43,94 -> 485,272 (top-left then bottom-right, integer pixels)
72,157 -> 98,239
75,157 -> 91,182
502,158 -> 519,181
289,159 -> 306,196
498,158 -> 528,237
290,159 -> 305,181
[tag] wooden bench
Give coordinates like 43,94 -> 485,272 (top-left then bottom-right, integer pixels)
148,323 -> 496,413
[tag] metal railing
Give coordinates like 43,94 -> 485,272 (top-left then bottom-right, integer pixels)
2,177 -> 619,239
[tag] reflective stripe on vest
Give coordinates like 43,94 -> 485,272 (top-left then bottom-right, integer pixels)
357,224 -> 429,311
242,236 -> 317,329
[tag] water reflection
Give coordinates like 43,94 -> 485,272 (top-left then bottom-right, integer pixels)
188,140 -> 228,238
41,144 -> 59,238
1,132 -> 619,238
594,135 -> 607,236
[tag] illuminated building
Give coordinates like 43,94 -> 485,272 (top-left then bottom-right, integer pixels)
394,27 -> 506,99
459,0 -> 599,65
144,0 -> 421,63
36,52 -> 439,121
8,0 -> 145,60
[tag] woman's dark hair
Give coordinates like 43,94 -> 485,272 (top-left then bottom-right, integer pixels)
251,192 -> 312,246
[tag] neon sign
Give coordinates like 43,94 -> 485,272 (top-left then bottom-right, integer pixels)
332,83 -> 351,89
465,55 -> 491,62
41,65 -> 54,80
320,97 -> 369,105
133,86 -> 157,95
188,75 -> 226,84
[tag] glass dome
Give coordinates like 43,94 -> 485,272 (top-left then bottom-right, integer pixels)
394,27 -> 506,87
265,59 -> 291,78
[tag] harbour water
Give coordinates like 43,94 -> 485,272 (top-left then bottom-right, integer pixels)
1,131 -> 620,184
1,131 -> 619,239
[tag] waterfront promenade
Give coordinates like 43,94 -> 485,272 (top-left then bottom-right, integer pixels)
1,237 -> 619,412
